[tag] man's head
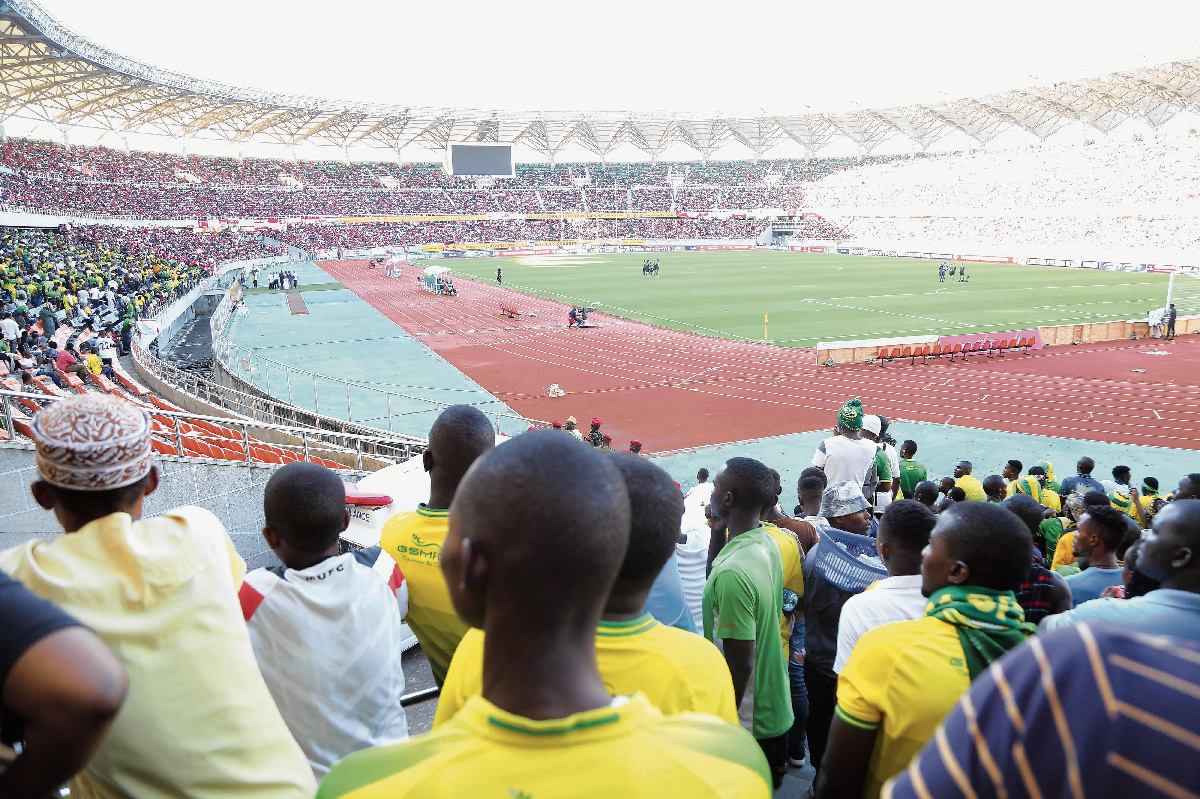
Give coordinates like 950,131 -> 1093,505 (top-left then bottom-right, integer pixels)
767,468 -> 783,503
1002,460 -> 1023,481
947,487 -> 967,502
1073,505 -> 1127,559
589,417 -> 602,431
1175,474 -> 1200,501
798,475 -> 826,517
982,475 -> 1007,503
921,502 -> 1032,596
938,476 -> 956,496
1082,489 -> 1112,509
953,461 -> 972,478
913,480 -> 940,509
565,416 -> 578,430
29,394 -> 159,533
1112,465 -> 1132,485
862,414 -> 882,442
440,430 -> 630,632
820,481 -> 872,536
607,454 -> 685,600
900,439 -> 917,459
262,462 -> 348,563
709,457 -> 776,521
696,467 -> 709,484
1076,456 -> 1095,475
877,500 -> 936,575
836,397 -> 865,434
1001,494 -> 1046,545
1143,476 -> 1160,495
422,405 -> 495,501
1138,500 -> 1200,590
628,440 -> 643,454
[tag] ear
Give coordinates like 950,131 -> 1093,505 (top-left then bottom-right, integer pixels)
30,480 -> 55,511
262,525 -> 281,550
340,509 -> 351,533
947,559 -> 971,586
1172,546 -> 1194,571
142,466 -> 160,498
422,449 -> 434,474
462,538 -> 491,596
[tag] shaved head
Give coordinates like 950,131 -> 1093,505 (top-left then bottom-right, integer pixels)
427,405 -> 495,474
442,431 -> 630,630
933,502 -> 1032,591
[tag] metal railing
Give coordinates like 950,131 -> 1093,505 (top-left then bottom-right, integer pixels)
131,340 -> 427,463
0,388 -> 419,472
208,281 -> 541,436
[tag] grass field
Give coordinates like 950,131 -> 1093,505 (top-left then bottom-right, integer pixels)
447,251 -> 1181,346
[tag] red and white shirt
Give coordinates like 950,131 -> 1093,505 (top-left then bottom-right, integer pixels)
240,546 -> 409,779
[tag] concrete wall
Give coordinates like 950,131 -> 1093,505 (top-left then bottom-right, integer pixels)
0,443 -> 362,569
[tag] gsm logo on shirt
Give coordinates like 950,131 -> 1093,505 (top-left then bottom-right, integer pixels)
395,535 -> 441,561
509,790 -> 531,799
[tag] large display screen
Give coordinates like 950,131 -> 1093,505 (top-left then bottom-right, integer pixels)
446,144 -> 514,177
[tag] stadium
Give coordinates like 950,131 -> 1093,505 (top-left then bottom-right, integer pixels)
1,0 -> 1199,796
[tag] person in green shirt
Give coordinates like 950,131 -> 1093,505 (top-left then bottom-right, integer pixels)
897,440 -> 927,499
704,456 -> 793,789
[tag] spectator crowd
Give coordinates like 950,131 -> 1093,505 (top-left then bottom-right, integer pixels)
2,392 -> 1197,798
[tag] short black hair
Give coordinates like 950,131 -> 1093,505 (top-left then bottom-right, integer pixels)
1007,459 -> 1023,472
1028,466 -> 1046,477
940,502 -> 1032,591
947,487 -> 967,502
427,404 -> 495,478
1112,465 -> 1131,479
1001,494 -> 1044,537
768,468 -> 783,497
1082,490 -> 1111,508
1186,473 -> 1200,490
982,475 -> 1007,494
1077,456 -> 1095,474
878,499 -> 936,554
901,439 -> 917,455
1143,476 -> 1159,491
1084,505 -> 1128,551
264,462 -> 347,550
696,467 -> 709,481
914,480 -> 939,503
799,475 -> 826,495
610,454 -> 684,583
799,466 -> 828,489
722,457 -> 776,511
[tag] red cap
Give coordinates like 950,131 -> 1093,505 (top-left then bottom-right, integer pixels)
602,433 -> 613,441
552,421 -> 563,428
527,426 -> 538,432
630,440 -> 643,447
591,417 -> 603,426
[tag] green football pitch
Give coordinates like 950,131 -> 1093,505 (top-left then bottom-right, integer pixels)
448,250 -> 1180,347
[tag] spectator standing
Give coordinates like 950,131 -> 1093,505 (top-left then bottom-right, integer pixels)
379,405 -> 494,686
586,417 -> 605,447
1168,302 -> 1177,338
704,457 -> 794,788
896,440 -> 926,499
0,572 -> 128,798
685,466 -> 714,510
434,453 -> 735,726
321,432 -> 772,798
797,470 -> 829,524
677,504 -> 712,632
1041,500 -> 1200,639
1063,504 -> 1127,605
860,416 -> 893,513
833,500 -> 936,674
240,463 -> 410,780
812,398 -> 879,492
563,415 -> 585,441
1059,456 -> 1106,499
816,502 -> 1036,799
0,394 -> 316,798
0,311 -> 17,352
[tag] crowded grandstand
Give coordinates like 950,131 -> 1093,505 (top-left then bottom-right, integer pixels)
2,0 -> 1200,797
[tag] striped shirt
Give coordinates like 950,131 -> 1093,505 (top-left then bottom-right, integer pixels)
883,623 -> 1200,799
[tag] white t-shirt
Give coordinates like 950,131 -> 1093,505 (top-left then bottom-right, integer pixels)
812,435 -> 879,489
0,317 -> 18,340
676,512 -> 711,632
241,547 -> 409,780
833,574 -> 928,673
684,481 -> 714,511
874,443 -> 901,512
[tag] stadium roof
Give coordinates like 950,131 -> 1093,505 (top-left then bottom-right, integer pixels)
3,0 -> 1200,160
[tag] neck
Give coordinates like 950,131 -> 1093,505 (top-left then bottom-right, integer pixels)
1160,574 -> 1200,593
427,475 -> 459,511
725,508 -> 762,538
1087,549 -> 1119,569
885,554 -> 922,577
60,506 -> 138,534
481,613 -> 612,721
284,546 -> 341,572
602,580 -> 652,621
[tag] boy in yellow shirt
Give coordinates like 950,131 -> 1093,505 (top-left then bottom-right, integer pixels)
815,502 -> 1036,799
320,431 -> 771,798
434,452 -> 737,727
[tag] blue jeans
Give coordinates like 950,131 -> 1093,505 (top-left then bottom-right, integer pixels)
787,618 -> 809,758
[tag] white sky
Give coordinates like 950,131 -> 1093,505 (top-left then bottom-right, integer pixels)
38,0 -> 1200,114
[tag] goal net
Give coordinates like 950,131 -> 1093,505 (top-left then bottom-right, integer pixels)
1168,267 -> 1200,319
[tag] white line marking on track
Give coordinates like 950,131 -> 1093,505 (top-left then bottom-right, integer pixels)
1154,409 -> 1163,419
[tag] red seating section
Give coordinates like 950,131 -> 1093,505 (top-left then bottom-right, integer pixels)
864,334 -> 1035,366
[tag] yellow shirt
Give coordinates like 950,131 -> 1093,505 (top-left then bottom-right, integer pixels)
1051,530 -> 1078,570
319,693 -> 771,798
434,614 -> 738,728
954,475 -> 987,502
763,522 -> 805,650
834,615 -> 971,799
379,504 -> 468,684
0,508 -> 315,799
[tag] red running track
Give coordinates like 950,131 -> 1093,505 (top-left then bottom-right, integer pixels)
322,260 -> 1200,452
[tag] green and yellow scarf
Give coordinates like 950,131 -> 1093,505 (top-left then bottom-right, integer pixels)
924,586 -> 1036,680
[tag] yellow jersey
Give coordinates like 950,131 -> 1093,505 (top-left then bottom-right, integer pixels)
319,693 -> 771,798
763,522 -> 805,650
379,505 -> 468,684
954,475 -> 987,502
834,615 -> 972,799
1051,530 -> 1078,570
434,615 -> 738,727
